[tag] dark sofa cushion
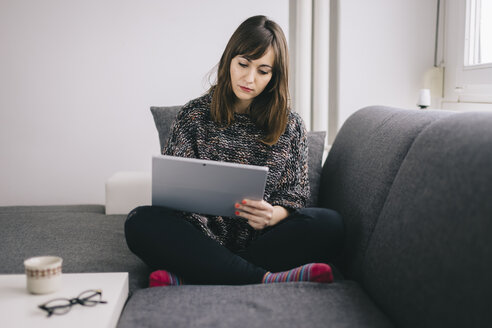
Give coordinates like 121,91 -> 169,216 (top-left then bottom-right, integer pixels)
151,106 -> 325,207
118,281 -> 393,328
150,105 -> 181,151
0,205 -> 149,293
305,130 -> 326,206
318,106 -> 453,281
363,112 -> 492,328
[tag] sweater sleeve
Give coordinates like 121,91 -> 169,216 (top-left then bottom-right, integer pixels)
269,114 -> 310,210
163,107 -> 198,158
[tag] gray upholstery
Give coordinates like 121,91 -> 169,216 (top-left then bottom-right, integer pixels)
363,113 -> 492,327
306,131 -> 326,206
0,205 -> 150,293
150,105 -> 181,151
118,281 -> 392,328
318,106 -> 453,281
151,106 -> 326,207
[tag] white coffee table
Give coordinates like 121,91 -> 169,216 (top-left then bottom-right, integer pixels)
0,272 -> 129,328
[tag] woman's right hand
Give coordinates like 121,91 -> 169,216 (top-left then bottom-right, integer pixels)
235,199 -> 289,230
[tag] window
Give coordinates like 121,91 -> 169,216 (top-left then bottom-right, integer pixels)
465,0 -> 492,66
442,0 -> 492,109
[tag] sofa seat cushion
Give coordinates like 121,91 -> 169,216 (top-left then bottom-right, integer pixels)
118,281 -> 393,328
0,205 -> 149,293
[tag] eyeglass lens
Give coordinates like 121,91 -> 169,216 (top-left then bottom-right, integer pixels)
77,290 -> 103,306
41,299 -> 72,316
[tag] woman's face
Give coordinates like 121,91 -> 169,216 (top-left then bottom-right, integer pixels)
229,46 -> 274,112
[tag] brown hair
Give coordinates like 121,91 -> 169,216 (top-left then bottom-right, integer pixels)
210,15 -> 290,145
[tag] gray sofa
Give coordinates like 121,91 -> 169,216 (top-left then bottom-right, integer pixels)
1,105 -> 491,327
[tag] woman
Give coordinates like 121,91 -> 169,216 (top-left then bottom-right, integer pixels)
125,15 -> 344,286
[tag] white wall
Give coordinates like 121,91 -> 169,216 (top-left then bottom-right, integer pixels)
335,0 -> 437,128
0,0 -> 289,206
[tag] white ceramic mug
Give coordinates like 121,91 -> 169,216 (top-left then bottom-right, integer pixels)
24,256 -> 63,294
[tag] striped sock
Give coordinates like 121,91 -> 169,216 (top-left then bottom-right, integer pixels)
262,263 -> 333,284
149,270 -> 184,287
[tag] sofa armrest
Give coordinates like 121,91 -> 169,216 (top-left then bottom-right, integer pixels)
105,171 -> 151,215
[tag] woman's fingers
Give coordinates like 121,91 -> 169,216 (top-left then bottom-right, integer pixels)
235,199 -> 274,230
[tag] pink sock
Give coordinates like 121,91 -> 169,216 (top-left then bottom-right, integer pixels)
149,270 -> 184,287
262,263 -> 333,284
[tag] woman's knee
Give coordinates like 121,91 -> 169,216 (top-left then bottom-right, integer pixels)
295,207 -> 343,226
125,206 -> 146,249
124,205 -> 184,244
124,205 -> 165,250
125,205 -> 174,226
293,207 -> 344,245
125,206 -> 151,233
126,205 -> 153,223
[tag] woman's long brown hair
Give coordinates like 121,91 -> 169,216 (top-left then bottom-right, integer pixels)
210,15 -> 290,145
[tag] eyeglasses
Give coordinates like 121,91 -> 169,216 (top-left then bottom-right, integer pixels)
38,289 -> 107,317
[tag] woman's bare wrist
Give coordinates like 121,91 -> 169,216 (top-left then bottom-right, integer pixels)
272,206 -> 289,225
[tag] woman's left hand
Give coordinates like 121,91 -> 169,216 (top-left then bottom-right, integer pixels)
235,199 -> 289,230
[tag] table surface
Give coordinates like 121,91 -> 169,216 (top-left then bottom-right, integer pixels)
0,272 -> 129,328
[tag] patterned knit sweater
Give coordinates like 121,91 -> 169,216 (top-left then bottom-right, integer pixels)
164,91 -> 310,252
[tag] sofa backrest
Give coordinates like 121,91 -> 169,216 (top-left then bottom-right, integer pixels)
362,112 -> 492,327
150,106 -> 326,207
318,106 -> 453,281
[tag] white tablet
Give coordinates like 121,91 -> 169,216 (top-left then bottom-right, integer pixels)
152,155 -> 269,217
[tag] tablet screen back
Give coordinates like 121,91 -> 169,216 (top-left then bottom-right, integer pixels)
152,155 -> 269,217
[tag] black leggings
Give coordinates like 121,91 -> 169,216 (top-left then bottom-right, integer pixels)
125,206 -> 343,285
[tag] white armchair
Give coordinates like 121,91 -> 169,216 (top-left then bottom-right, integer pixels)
105,171 -> 151,215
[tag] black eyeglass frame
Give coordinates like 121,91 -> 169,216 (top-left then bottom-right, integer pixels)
38,289 -> 108,317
